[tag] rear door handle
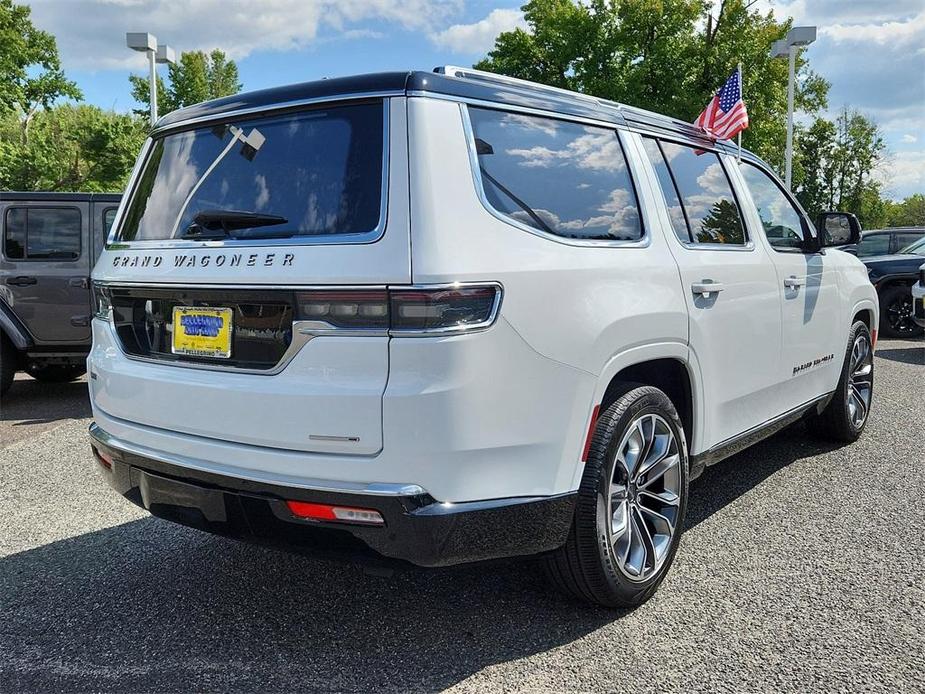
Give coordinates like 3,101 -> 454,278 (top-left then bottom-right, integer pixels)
6,276 -> 37,286
68,277 -> 90,289
691,281 -> 724,297
783,276 -> 805,289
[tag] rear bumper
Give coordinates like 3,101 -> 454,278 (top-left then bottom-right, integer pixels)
89,423 -> 576,568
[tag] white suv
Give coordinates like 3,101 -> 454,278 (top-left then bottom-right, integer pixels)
88,67 -> 879,607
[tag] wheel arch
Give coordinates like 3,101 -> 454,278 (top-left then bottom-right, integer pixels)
0,301 -> 33,352
576,342 -> 701,488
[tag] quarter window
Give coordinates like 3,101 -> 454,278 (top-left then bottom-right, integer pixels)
467,107 -> 643,241
739,162 -> 806,250
4,207 -> 81,260
648,141 -> 747,246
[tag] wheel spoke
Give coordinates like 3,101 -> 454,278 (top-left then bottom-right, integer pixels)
625,508 -> 650,576
638,487 -> 680,506
610,487 -> 629,539
638,454 -> 680,490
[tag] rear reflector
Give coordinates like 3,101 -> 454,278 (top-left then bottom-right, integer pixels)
581,405 -> 601,462
93,447 -> 113,470
285,500 -> 385,526
871,328 -> 877,350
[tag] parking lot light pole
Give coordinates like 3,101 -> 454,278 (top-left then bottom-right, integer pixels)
771,26 -> 817,190
126,33 -> 176,126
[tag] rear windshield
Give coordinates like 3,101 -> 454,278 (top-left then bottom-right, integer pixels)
116,101 -> 385,243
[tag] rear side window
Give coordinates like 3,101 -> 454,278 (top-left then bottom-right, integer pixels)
117,101 -> 385,243
467,107 -> 642,241
645,140 -> 746,246
4,207 -> 81,261
641,138 -> 689,244
856,234 -> 890,257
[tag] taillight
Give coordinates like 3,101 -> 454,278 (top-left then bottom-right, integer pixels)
92,283 -> 113,321
390,285 -> 499,333
296,289 -> 389,330
295,284 -> 501,335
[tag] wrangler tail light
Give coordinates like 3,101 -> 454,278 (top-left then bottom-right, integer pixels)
295,284 -> 501,335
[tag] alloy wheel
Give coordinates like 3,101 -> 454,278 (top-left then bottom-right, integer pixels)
846,332 -> 873,429
887,295 -> 917,335
607,413 -> 682,582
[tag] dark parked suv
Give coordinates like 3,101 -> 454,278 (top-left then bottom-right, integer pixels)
0,192 -> 120,395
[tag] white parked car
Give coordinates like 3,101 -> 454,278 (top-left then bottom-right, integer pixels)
912,262 -> 925,329
88,67 -> 879,607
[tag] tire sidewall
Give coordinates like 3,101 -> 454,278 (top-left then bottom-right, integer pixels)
588,389 -> 689,605
838,321 -> 874,437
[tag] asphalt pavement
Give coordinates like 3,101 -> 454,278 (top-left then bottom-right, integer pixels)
1,339 -> 923,692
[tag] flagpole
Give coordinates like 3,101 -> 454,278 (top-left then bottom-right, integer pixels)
737,62 -> 743,163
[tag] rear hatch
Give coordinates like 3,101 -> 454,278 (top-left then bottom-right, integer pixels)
91,97 -> 410,455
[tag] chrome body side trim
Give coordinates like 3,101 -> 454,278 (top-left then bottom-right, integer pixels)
88,422 -> 427,497
690,391 -> 835,476
107,97 -> 392,250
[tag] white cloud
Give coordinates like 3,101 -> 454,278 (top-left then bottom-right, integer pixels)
875,150 -> 925,201
430,8 -> 526,55
24,0 -> 462,70
822,10 -> 925,45
902,134 -> 918,144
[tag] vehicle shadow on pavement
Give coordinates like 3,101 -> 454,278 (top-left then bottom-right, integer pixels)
685,424 -> 842,530
0,377 -> 91,426
872,345 -> 924,366
0,518 -> 615,692
0,429 -> 843,692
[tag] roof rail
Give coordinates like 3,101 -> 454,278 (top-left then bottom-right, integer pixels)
435,65 -> 603,106
436,65 -> 707,138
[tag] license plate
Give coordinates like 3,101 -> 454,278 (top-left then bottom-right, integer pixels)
171,307 -> 233,358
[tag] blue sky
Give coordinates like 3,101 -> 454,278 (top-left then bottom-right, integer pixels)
22,0 -> 925,199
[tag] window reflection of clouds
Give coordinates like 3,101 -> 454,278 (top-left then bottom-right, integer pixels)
471,107 -> 641,241
660,142 -> 744,245
741,164 -> 802,245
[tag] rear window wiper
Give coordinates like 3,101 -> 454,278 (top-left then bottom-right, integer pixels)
181,210 -> 289,240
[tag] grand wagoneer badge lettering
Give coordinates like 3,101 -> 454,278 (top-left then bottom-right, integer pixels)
110,252 -> 295,269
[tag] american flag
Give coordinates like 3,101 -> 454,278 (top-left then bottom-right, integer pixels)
695,67 -> 749,141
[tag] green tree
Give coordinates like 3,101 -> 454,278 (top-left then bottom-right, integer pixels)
885,194 -> 925,227
475,0 -> 828,167
794,108 -> 886,228
0,0 -> 82,129
129,49 -> 242,117
0,105 -> 147,191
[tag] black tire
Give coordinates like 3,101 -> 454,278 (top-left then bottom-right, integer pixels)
0,334 -> 15,397
544,384 -> 689,608
26,363 -> 86,383
807,321 -> 874,443
879,284 -> 924,338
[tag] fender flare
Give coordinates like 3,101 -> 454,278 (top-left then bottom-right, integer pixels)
571,340 -> 703,489
0,301 -> 33,351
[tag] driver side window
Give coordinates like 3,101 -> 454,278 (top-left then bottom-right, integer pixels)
740,162 -> 806,251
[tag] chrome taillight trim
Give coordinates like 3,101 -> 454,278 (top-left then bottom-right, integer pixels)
94,281 -> 503,376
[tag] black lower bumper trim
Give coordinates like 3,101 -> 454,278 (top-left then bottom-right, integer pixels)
89,424 -> 576,568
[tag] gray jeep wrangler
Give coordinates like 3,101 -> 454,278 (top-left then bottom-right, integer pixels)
0,192 -> 120,396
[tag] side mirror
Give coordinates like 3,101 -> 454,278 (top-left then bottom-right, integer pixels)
816,212 -> 862,248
